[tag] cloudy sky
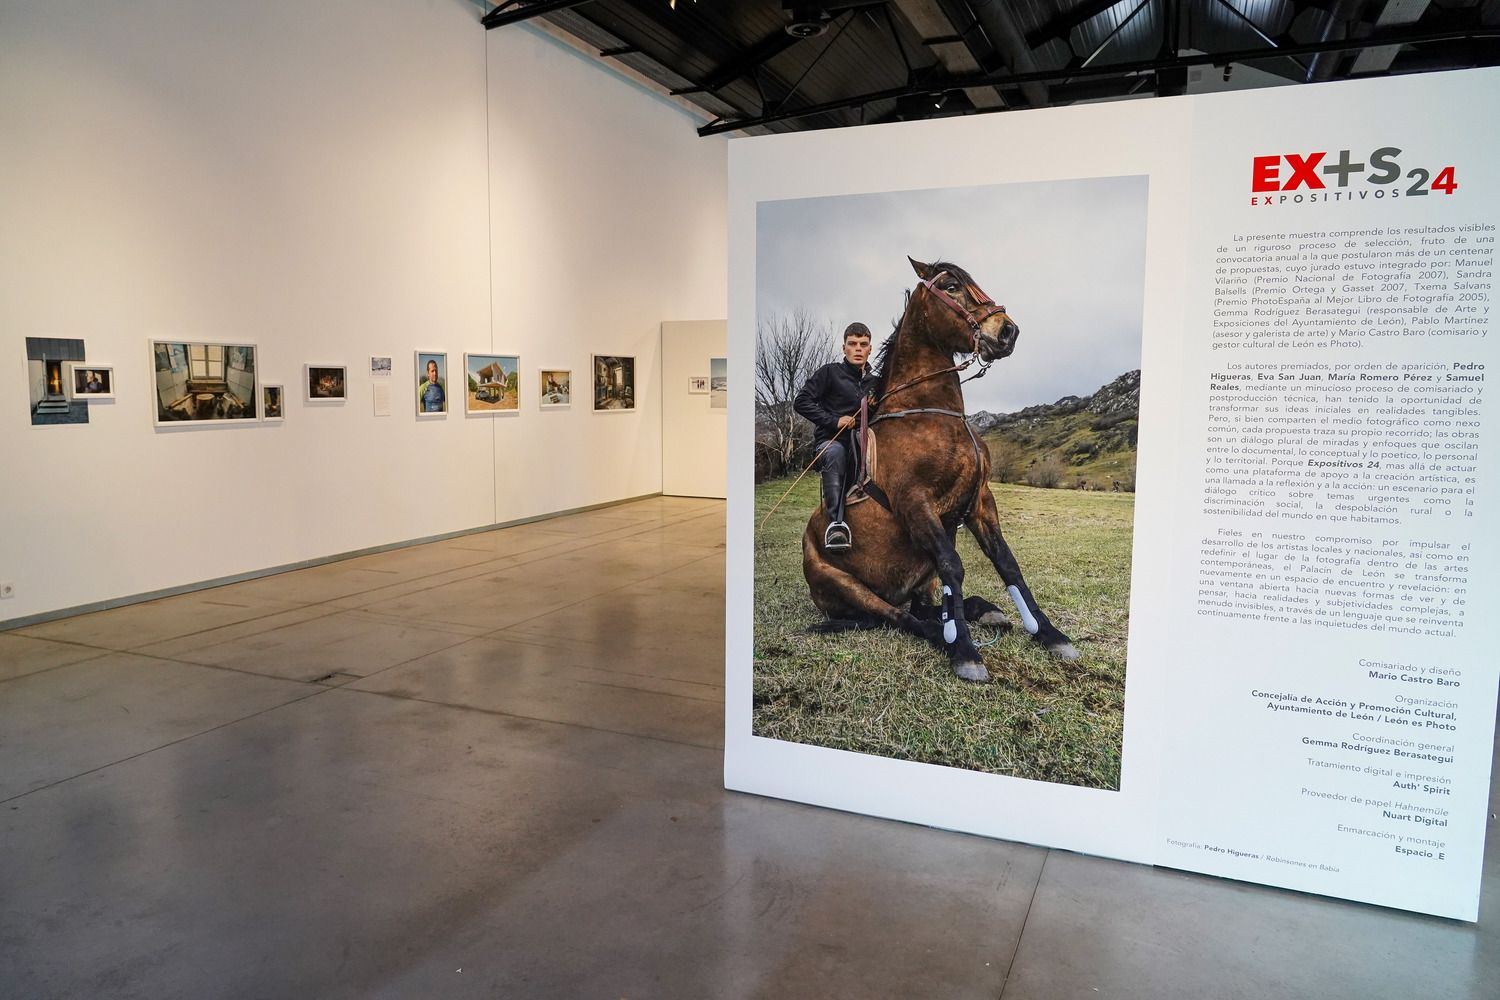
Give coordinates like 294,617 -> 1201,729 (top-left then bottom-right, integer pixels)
756,175 -> 1148,414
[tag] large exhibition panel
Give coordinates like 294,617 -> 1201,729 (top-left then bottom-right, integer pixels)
726,70 -> 1499,920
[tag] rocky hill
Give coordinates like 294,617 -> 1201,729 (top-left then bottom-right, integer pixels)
969,370 -> 1140,490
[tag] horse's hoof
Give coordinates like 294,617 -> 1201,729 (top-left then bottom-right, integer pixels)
1048,641 -> 1081,662
954,661 -> 990,683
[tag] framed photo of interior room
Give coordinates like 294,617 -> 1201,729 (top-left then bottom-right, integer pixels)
150,340 -> 259,426
539,368 -> 571,409
592,354 -> 635,411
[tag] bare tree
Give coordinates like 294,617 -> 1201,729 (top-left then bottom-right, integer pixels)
986,436 -> 1028,484
755,309 -> 840,480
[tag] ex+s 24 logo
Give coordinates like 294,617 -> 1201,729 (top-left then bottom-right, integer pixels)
1250,147 -> 1457,205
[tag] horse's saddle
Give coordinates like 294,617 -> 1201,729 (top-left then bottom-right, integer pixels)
846,431 -> 879,507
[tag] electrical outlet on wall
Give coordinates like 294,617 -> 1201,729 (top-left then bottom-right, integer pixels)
0,582 -> 15,599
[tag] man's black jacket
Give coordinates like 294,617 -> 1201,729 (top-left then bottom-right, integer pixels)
794,360 -> 873,446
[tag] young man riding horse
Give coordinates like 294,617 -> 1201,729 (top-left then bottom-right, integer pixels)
801,259 -> 1080,683
793,322 -> 874,552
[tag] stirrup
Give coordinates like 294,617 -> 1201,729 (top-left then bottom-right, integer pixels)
824,521 -> 852,551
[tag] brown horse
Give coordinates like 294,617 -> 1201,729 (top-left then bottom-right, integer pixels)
802,258 -> 1080,682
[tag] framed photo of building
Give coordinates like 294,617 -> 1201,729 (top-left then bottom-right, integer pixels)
305,365 -> 346,403
592,355 -> 635,411
539,369 -> 570,409
69,364 -> 115,400
262,384 -> 285,422
463,353 -> 519,414
152,340 -> 259,425
415,351 -> 448,417
26,338 -> 89,425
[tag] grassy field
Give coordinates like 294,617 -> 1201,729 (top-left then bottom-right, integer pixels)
753,477 -> 1134,789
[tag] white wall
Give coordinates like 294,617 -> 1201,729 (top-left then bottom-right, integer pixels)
661,320 -> 728,498
0,1 -> 727,623
484,28 -> 728,516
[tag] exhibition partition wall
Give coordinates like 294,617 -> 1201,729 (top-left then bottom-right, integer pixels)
726,70 -> 1499,920
0,2 -> 727,623
661,320 -> 729,499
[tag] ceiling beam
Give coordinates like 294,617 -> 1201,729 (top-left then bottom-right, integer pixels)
670,27 -> 804,96
698,23 -> 1500,134
482,1 -> 595,30
969,0 -> 1049,107
1027,0 -> 1131,49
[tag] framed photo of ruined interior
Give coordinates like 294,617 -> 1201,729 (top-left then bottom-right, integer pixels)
151,340 -> 259,425
592,355 -> 635,411
261,384 -> 285,422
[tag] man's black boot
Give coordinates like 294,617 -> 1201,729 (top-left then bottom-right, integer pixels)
821,464 -> 852,551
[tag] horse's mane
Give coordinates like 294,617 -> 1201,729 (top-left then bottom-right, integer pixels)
867,260 -> 973,404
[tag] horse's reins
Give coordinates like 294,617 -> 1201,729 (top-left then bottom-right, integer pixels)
865,276 -> 1005,520
757,275 -> 1005,532
757,422 -> 851,533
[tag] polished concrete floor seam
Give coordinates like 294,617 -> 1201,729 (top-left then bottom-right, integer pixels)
129,628 -> 483,688
337,680 -> 724,752
0,655 -> 102,688
996,849 -> 1050,999
0,682 -> 330,808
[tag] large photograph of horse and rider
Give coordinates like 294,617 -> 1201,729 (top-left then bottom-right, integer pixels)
753,176 -> 1148,790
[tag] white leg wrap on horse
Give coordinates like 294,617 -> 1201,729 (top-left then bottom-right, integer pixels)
1008,585 -> 1039,635
940,585 -> 957,643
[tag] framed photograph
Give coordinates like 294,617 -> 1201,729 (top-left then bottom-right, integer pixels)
539,369 -> 571,409
592,355 -> 635,411
688,375 -> 709,394
463,353 -> 519,414
415,351 -> 448,416
305,365 -> 347,402
152,340 -> 259,425
709,357 -> 727,409
261,384 -> 285,422
68,364 -> 115,400
370,356 -> 392,377
26,337 -> 89,425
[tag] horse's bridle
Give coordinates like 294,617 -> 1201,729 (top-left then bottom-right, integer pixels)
917,274 -> 1011,353
875,273 -> 1007,406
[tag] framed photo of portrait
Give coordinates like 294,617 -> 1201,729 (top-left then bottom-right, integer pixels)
261,384 -> 285,422
415,351 -> 448,417
463,353 -> 519,415
305,365 -> 347,403
592,355 -> 635,412
68,364 -> 115,401
151,341 -> 259,425
539,369 -> 571,409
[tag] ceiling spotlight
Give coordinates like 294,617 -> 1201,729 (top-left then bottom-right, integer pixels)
784,5 -> 831,38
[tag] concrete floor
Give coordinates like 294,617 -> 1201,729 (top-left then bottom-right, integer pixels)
1,496 -> 1495,999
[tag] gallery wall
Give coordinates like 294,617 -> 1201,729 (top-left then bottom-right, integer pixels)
661,320 -> 729,498
0,0 -> 727,623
